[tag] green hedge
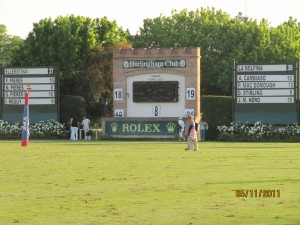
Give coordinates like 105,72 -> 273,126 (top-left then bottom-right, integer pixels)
200,95 -> 232,141
201,96 -> 300,141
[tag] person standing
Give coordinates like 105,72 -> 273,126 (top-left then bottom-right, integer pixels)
70,117 -> 79,140
177,117 -> 185,141
82,116 -> 91,140
199,119 -> 208,142
185,115 -> 198,151
69,117 -> 73,140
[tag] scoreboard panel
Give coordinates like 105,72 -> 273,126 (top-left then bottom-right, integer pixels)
1,66 -> 59,123
234,63 -> 298,124
133,81 -> 179,102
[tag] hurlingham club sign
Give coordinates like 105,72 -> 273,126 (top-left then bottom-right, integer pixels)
123,59 -> 186,69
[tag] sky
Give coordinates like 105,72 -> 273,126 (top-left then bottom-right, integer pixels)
0,0 -> 299,39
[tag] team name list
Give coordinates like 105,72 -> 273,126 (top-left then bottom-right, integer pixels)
236,64 -> 295,104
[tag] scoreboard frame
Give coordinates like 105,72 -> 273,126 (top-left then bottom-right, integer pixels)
233,62 -> 299,124
0,66 -> 59,123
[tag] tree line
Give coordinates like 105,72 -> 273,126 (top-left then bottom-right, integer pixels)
1,8 -> 299,120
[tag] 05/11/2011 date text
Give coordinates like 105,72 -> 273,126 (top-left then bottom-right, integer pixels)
234,189 -> 281,198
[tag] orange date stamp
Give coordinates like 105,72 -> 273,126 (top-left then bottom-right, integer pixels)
234,189 -> 281,198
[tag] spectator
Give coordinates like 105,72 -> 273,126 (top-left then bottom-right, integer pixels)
70,117 -> 79,140
177,117 -> 185,142
199,119 -> 208,141
82,116 -> 91,140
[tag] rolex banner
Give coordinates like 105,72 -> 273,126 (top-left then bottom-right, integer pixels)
105,120 -> 178,135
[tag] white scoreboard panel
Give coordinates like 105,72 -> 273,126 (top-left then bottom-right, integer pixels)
1,66 -> 59,123
234,63 -> 298,124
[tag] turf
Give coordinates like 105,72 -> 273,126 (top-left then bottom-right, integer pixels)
0,140 -> 299,225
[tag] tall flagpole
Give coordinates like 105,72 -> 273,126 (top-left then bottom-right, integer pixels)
21,85 -> 32,147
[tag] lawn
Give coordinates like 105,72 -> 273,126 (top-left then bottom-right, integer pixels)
0,140 -> 299,225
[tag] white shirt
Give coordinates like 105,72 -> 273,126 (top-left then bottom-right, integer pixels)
82,118 -> 90,130
178,119 -> 185,131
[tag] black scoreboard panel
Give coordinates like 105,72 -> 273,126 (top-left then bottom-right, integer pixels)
133,81 -> 179,102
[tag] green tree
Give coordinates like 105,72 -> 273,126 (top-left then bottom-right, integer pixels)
0,24 -> 23,65
94,17 -> 129,47
77,42 -> 132,119
131,8 -> 244,95
9,15 -> 130,118
267,17 -> 300,62
131,8 -> 300,96
10,15 -> 97,94
76,44 -> 113,118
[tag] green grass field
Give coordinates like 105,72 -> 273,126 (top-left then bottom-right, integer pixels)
0,140 -> 299,225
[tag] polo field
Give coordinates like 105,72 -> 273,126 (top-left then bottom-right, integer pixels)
0,140 -> 299,225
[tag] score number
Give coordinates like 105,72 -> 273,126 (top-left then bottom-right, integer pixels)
48,68 -> 54,74
114,88 -> 123,100
114,109 -> 124,117
287,64 -> 293,71
152,105 -> 161,117
186,88 -> 195,100
185,109 -> 194,116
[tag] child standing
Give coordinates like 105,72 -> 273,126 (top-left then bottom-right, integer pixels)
185,115 -> 198,151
